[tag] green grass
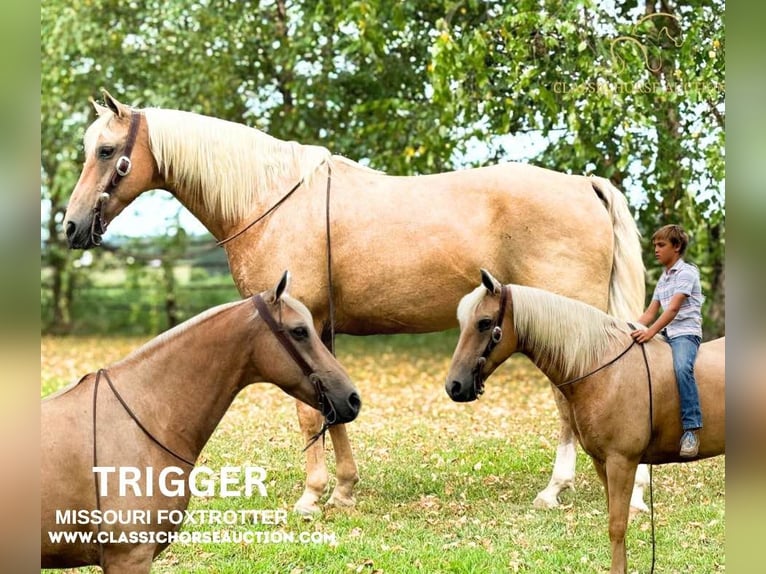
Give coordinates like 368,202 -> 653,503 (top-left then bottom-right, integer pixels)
41,333 -> 725,573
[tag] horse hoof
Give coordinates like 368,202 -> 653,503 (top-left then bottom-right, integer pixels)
326,494 -> 356,509
629,500 -> 649,514
293,498 -> 322,517
533,494 -> 560,509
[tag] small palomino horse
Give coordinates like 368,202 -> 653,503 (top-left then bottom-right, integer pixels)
41,272 -> 361,573
63,90 -> 649,515
446,270 -> 725,574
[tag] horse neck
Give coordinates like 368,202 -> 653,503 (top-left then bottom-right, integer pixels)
511,286 -> 624,387
144,108 -> 331,241
107,303 -> 256,459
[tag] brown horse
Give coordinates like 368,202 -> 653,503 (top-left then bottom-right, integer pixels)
446,270 -> 725,574
62,90 -> 648,515
41,272 -> 361,573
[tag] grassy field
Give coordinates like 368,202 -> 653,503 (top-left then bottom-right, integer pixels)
41,332 -> 725,573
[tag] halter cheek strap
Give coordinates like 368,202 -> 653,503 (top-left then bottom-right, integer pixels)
105,111 -> 142,195
90,111 -> 143,245
474,284 -> 508,396
252,294 -> 337,436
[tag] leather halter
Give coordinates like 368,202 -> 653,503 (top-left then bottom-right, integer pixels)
90,110 -> 142,245
473,284 -> 508,397
252,294 -> 336,425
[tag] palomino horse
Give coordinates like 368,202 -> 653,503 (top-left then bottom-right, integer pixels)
41,272 -> 361,573
62,90 -> 649,515
446,270 -> 725,574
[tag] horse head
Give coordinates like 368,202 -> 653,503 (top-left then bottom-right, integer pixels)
256,271 -> 362,426
446,269 -> 517,402
63,90 -> 160,249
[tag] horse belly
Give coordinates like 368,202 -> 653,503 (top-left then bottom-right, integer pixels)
338,172 -> 612,331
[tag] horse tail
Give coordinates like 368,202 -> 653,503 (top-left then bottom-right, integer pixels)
590,177 -> 645,319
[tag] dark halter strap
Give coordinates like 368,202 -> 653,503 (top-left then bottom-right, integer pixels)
90,110 -> 142,245
482,284 -> 508,361
252,294 -> 314,377
106,110 -> 142,193
252,294 -> 337,449
473,284 -> 508,397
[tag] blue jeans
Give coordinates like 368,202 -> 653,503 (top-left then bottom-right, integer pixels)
667,334 -> 702,431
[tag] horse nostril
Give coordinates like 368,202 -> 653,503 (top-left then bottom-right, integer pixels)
450,381 -> 462,399
65,221 -> 76,240
348,392 -> 362,414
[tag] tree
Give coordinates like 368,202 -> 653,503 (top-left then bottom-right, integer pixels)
428,0 -> 724,336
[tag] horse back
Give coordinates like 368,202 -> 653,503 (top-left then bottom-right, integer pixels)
699,336 -> 725,379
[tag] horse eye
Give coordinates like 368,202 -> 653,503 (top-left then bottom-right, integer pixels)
477,318 -> 493,332
98,145 -> 115,159
290,326 -> 309,341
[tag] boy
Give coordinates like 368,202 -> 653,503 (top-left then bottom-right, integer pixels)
630,224 -> 705,457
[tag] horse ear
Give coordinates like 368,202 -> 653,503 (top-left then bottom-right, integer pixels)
101,89 -> 129,118
273,270 -> 291,302
90,97 -> 109,117
480,268 -> 501,295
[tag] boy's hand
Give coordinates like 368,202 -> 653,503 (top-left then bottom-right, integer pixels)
631,328 -> 653,344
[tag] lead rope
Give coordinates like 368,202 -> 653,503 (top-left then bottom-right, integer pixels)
555,334 -> 656,572
216,177 -> 305,247
215,162 -> 336,447
555,340 -> 637,388
324,163 -> 335,356
91,368 -> 197,566
309,162 -> 335,451
639,343 -> 656,574
92,370 -> 104,569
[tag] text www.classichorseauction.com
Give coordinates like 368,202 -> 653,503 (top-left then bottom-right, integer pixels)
47,465 -> 338,546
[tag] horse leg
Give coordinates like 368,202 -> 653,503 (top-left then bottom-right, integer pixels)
534,386 -> 649,513
604,456 -> 638,574
316,321 -> 359,509
534,387 -> 576,509
630,464 -> 650,513
591,457 -> 608,502
325,423 -> 359,508
293,400 -> 330,516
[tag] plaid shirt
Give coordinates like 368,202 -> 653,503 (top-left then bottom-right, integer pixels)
652,258 -> 704,338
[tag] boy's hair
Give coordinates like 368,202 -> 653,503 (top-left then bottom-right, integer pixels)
652,224 -> 689,255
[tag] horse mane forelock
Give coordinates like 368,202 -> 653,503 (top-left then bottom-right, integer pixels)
509,285 -> 629,380
142,108 -> 332,223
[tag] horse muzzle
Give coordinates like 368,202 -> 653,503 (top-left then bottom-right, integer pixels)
446,358 -> 487,403
313,374 -> 362,425
64,193 -> 111,249
65,219 -> 96,249
327,390 -> 362,425
446,377 -> 479,403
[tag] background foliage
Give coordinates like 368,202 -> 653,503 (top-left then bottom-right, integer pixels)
41,0 -> 725,337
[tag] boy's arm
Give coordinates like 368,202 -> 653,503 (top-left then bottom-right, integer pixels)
635,299 -> 661,327
631,293 -> 687,343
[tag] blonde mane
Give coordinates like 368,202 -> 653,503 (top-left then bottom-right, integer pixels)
141,108 -> 333,223
509,285 -> 630,380
458,284 -> 632,380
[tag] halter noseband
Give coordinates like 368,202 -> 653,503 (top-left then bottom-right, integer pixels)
473,284 -> 508,397
252,294 -> 337,430
90,110 -> 142,245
